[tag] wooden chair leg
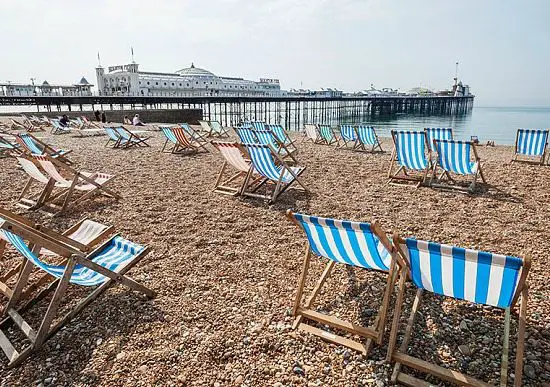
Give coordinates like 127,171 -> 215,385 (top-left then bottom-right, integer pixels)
514,287 -> 528,387
500,307 -> 511,387
386,268 -> 408,362
292,246 -> 312,317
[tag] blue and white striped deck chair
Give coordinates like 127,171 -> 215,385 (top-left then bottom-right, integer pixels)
115,127 -> 150,148
388,233 -> 530,387
318,124 -> 338,146
388,131 -> 431,187
16,133 -> 72,163
251,121 -> 266,131
338,124 -> 357,148
286,211 -> 399,355
512,129 -> 549,165
50,120 -> 71,135
253,129 -> 297,162
241,144 -> 307,203
160,126 -> 179,153
424,127 -> 453,152
432,139 -> 486,192
266,124 -> 297,152
104,127 -> 125,148
355,125 -> 383,152
235,126 -> 260,145
0,217 -> 155,367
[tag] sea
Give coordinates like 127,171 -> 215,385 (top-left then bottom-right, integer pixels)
366,106 -> 550,145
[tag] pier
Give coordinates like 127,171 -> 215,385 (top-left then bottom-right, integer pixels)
0,95 -> 474,130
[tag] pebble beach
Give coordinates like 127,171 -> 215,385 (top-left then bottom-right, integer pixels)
0,121 -> 549,386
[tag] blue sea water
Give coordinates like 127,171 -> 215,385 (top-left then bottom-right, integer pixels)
368,106 -> 550,145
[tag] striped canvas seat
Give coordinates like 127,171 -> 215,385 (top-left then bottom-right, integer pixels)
425,128 -> 452,151
214,142 -> 250,172
434,139 -> 477,175
339,124 -> 357,141
394,131 -> 428,170
266,124 -> 289,144
253,129 -> 280,149
236,127 -> 259,144
388,233 -> 530,386
1,228 -> 144,287
251,121 -> 266,131
244,144 -> 299,183
42,219 -> 111,257
399,238 -> 524,308
319,124 -> 337,145
356,125 -> 377,145
212,141 -> 255,196
512,129 -> 549,165
160,126 -> 178,144
292,213 -> 391,272
16,134 -> 44,155
104,127 -> 125,147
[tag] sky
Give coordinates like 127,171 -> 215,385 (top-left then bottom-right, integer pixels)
1,0 -> 549,106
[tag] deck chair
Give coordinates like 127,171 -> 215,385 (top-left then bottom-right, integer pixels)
355,125 -> 383,152
318,124 -> 339,146
431,139 -> 486,193
251,121 -> 266,131
388,131 -> 432,187
179,123 -> 209,151
235,127 -> 260,144
241,144 -> 307,203
0,207 -> 114,302
303,124 -> 323,144
160,126 -> 205,154
212,141 -> 262,196
82,116 -> 102,129
286,211 -> 401,355
425,127 -> 453,152
104,127 -> 124,148
50,120 -> 71,135
0,217 -> 154,367
0,134 -> 20,158
15,156 -> 58,210
209,120 -> 230,137
338,124 -> 357,149
511,129 -> 549,165
20,115 -> 45,132
16,133 -> 72,164
30,154 -> 120,215
387,234 -> 530,387
9,119 -> 27,131
266,124 -> 297,152
115,127 -> 150,148
252,129 -> 298,163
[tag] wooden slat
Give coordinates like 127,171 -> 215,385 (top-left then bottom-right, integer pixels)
0,329 -> 19,362
298,323 -> 367,354
7,308 -> 37,342
392,353 -> 493,387
298,308 -> 377,339
396,372 -> 437,387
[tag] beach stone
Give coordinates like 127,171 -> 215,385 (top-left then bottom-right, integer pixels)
458,345 -> 471,356
524,364 -> 536,379
459,320 -> 469,330
234,375 -> 244,385
139,365 -> 148,373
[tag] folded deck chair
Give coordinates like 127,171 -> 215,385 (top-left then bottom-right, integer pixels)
387,233 -> 530,387
179,123 -> 209,151
31,154 -> 121,215
50,120 -> 71,135
252,129 -> 298,163
266,124 -> 297,152
338,124 -> 358,149
355,125 -> 383,152
115,126 -> 150,148
318,124 -> 339,146
0,207 -> 114,302
511,129 -> 549,165
241,144 -> 307,203
0,217 -> 154,367
424,127 -> 453,152
286,211 -> 400,355
431,139 -> 486,193
303,124 -> 323,144
212,141 -> 262,196
15,133 -> 72,164
160,126 -> 206,154
388,131 -> 432,187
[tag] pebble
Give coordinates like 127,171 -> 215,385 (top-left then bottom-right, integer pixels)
234,375 -> 243,385
524,364 -> 536,379
458,344 -> 471,356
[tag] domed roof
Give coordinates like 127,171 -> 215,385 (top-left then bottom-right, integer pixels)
175,63 -> 217,78
78,77 -> 90,85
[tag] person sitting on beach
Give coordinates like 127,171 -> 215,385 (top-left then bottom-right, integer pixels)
123,115 -> 132,125
59,114 -> 70,127
132,114 -> 145,126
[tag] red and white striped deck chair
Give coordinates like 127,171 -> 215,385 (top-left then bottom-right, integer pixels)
32,154 -> 121,216
168,127 -> 208,154
211,141 -> 261,195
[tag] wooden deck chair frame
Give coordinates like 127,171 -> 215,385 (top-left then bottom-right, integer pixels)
179,123 -> 210,152
286,211 -> 404,356
241,144 -> 308,203
15,155 -> 60,211
50,120 -> 71,135
353,125 -> 384,153
162,127 -> 205,155
387,131 -> 432,188
209,120 -> 231,137
115,126 -> 150,148
386,233 -> 530,387
16,133 -> 73,165
0,219 -> 155,368
430,139 -> 487,193
302,124 -> 324,144
511,129 -> 549,165
20,115 -> 45,132
0,207 -> 114,305
31,154 -> 121,216
9,119 -> 27,131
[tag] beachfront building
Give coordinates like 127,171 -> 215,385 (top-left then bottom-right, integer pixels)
96,62 -> 284,97
0,78 -> 93,97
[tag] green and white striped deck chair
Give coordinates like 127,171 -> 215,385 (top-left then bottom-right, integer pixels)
0,215 -> 154,367
318,124 -> 339,146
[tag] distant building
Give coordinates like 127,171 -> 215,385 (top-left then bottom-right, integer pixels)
0,77 -> 93,97
95,62 -> 284,97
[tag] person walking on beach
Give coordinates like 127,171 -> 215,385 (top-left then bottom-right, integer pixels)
94,110 -> 101,122
132,113 -> 145,126
101,111 -> 106,123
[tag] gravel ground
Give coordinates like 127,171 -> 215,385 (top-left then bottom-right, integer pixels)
0,121 -> 548,386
